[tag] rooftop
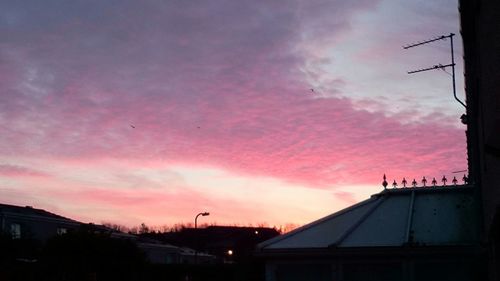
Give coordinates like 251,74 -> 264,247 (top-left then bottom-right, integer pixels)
258,185 -> 481,251
0,203 -> 80,224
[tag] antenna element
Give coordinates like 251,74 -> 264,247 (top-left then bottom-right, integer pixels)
404,33 -> 466,108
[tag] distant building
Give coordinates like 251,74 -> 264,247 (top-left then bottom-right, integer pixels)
137,242 -> 215,264
0,203 -> 81,241
147,225 -> 280,263
0,203 -> 208,265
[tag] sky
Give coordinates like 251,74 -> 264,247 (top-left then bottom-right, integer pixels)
0,0 -> 467,228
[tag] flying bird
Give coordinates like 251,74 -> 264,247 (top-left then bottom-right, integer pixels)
310,88 -> 314,93
130,125 -> 135,129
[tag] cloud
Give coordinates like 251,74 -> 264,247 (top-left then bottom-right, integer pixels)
39,183 -> 274,227
333,191 -> 358,205
13,163 -> 358,227
0,0 -> 464,191
0,164 -> 51,178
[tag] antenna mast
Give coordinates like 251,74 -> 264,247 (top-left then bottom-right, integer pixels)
403,33 -> 466,108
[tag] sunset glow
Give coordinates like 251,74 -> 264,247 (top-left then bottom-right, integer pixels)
0,0 -> 465,228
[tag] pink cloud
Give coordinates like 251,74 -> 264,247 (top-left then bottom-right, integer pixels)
0,0 -> 467,229
0,164 -> 51,178
333,191 -> 358,205
0,0 -> 465,189
39,184 -> 273,227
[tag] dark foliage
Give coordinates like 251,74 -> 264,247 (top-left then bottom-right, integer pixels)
39,230 -> 147,281
0,226 -> 269,281
0,233 -> 14,262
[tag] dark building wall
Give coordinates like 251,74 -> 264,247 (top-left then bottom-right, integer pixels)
2,214 -> 80,241
461,1 -> 500,280
265,257 -> 485,281
0,209 -> 81,241
460,0 -> 500,237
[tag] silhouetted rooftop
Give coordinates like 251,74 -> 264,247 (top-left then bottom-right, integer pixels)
0,203 -> 79,223
258,185 -> 480,251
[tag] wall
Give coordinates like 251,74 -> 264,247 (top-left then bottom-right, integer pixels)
460,0 -> 500,237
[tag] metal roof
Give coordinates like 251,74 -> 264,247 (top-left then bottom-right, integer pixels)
0,203 -> 80,224
259,185 -> 481,250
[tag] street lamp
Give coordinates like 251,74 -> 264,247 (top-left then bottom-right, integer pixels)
194,212 -> 209,264
195,212 -> 210,229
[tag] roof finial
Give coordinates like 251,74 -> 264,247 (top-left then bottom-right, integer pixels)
422,176 -> 427,187
412,178 -> 417,187
392,180 -> 398,189
382,174 -> 388,190
442,175 -> 448,186
452,176 -> 458,185
462,174 -> 468,184
402,178 -> 407,188
431,177 -> 437,187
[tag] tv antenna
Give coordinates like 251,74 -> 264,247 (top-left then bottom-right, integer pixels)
403,33 -> 466,108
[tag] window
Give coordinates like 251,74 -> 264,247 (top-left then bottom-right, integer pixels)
10,223 -> 21,239
57,227 -> 67,235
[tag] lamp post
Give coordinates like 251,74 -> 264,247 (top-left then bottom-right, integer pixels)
194,212 -> 209,264
195,212 -> 209,230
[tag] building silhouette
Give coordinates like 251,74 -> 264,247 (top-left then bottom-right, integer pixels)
0,203 -> 81,242
461,0 -> 500,279
143,225 -> 280,263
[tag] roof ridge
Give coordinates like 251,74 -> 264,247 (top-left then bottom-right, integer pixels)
0,202 -> 77,222
257,196 -> 380,249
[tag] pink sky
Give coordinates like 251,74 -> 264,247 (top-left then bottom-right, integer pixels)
0,0 -> 466,228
